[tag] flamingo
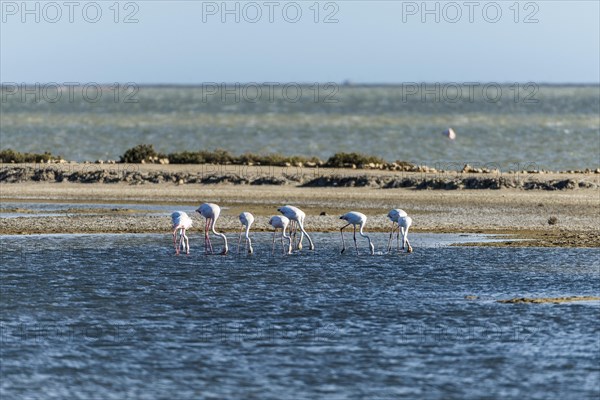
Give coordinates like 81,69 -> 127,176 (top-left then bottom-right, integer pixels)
340,211 -> 375,255
171,211 -> 193,255
268,215 -> 292,255
387,209 -> 413,253
238,212 -> 254,254
277,205 -> 314,251
196,203 -> 228,255
386,208 -> 407,252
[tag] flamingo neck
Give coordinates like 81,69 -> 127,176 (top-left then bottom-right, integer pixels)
358,224 -> 367,237
359,225 -> 374,252
216,232 -> 228,251
297,221 -> 314,249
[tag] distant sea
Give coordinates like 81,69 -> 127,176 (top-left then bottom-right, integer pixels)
1,84 -> 598,171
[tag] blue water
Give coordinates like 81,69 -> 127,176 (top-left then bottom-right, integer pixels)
2,85 -> 599,170
1,234 -> 599,399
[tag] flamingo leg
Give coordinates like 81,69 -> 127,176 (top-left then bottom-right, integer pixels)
204,218 -> 209,254
208,222 -> 215,254
181,228 -> 190,254
280,230 -> 286,254
178,228 -> 184,253
272,229 -> 277,255
286,237 -> 292,255
203,219 -> 207,252
173,229 -> 179,255
353,225 -> 359,255
400,227 -> 406,250
387,221 -> 395,253
291,221 -> 298,250
238,226 -> 243,254
183,229 -> 190,255
340,223 -> 350,254
297,220 -> 304,250
403,226 -> 412,253
206,218 -> 214,254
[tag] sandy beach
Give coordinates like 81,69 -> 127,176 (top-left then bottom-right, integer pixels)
1,164 -> 598,247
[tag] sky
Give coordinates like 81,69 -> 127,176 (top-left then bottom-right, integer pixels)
1,0 -> 599,84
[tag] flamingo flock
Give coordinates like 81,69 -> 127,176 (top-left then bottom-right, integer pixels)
170,203 -> 415,256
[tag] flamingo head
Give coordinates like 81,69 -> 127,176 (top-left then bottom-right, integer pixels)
369,242 -> 375,255
407,244 -> 413,253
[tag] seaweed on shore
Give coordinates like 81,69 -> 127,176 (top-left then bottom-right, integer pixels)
0,149 -> 62,163
324,152 -> 386,168
120,144 -> 168,163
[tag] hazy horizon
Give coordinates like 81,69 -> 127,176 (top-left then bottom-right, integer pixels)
2,1 -> 599,84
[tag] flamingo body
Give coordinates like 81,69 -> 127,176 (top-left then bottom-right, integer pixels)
387,209 -> 408,222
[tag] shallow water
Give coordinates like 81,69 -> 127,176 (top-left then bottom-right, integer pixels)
2,85 -> 599,170
1,233 -> 599,399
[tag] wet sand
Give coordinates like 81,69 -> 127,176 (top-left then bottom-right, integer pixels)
497,296 -> 600,304
1,165 -> 599,247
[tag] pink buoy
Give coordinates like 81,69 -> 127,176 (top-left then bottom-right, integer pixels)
443,128 -> 456,140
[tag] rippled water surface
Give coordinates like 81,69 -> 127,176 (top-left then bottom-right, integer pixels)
1,234 -> 599,399
2,85 -> 599,170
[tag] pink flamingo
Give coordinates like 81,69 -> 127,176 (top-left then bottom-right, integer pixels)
238,212 -> 254,254
196,203 -> 228,255
277,205 -> 314,251
386,208 -> 407,252
268,215 -> 292,255
387,209 -> 413,253
171,211 -> 193,255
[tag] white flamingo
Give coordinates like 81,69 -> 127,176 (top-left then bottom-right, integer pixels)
238,212 -> 254,254
268,215 -> 292,255
387,209 -> 413,253
340,211 -> 375,255
196,203 -> 228,255
386,208 -> 408,252
277,205 -> 314,251
171,211 -> 193,255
